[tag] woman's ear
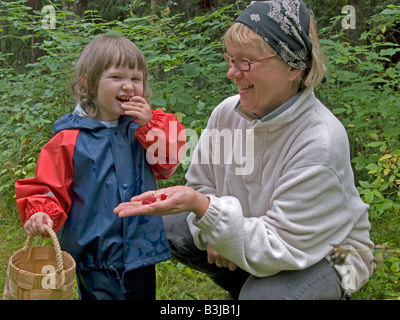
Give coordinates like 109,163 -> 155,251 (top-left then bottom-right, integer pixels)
288,67 -> 302,82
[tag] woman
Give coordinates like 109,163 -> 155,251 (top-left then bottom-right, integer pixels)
114,0 -> 375,300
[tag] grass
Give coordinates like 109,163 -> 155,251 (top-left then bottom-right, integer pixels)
0,203 -> 227,300
156,260 -> 228,300
1,202 -> 399,300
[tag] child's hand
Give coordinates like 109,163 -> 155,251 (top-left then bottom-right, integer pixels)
24,212 -> 54,236
121,96 -> 153,126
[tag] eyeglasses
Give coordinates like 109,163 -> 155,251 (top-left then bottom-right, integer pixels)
223,53 -> 277,71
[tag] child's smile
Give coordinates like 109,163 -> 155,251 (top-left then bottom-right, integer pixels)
116,95 -> 133,103
95,65 -> 144,121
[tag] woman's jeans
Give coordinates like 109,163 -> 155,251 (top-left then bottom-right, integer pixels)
163,212 -> 344,300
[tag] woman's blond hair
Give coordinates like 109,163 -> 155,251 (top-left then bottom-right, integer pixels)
222,13 -> 326,89
69,35 -> 151,118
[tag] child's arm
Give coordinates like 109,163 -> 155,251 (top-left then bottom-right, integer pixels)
135,109 -> 186,179
15,130 -> 77,235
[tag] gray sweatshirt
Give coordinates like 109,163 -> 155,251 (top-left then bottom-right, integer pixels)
186,87 -> 375,293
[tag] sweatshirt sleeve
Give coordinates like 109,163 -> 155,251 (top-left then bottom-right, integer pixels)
15,130 -> 78,233
135,109 -> 186,179
187,164 -> 358,277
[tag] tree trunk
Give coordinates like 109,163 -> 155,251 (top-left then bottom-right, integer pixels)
64,0 -> 88,17
27,0 -> 43,63
150,0 -> 157,25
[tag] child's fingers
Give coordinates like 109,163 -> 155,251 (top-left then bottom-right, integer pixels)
24,212 -> 49,236
121,103 -> 152,126
129,96 -> 147,104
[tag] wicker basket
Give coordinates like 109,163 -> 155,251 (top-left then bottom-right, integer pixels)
3,224 -> 76,300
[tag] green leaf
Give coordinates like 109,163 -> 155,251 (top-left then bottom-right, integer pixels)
380,48 -> 400,56
380,8 -> 399,15
367,142 -> 384,148
366,164 -> 379,174
359,181 -> 371,189
379,154 -> 392,161
151,96 -> 167,107
332,107 -> 346,114
390,261 -> 399,273
383,127 -> 400,138
364,190 -> 375,204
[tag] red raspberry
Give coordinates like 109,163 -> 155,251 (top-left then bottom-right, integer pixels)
149,196 -> 157,203
142,196 -> 157,205
160,194 -> 168,200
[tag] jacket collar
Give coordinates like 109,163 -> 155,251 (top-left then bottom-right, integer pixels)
234,87 -> 315,130
53,104 -> 134,135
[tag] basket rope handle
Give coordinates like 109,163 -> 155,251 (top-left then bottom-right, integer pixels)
23,224 -> 65,288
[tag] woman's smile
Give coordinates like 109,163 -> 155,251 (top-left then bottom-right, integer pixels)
227,45 -> 301,118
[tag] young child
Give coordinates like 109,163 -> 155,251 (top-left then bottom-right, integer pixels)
15,35 -> 186,300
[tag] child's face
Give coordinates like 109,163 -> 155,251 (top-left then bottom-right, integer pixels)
95,65 -> 144,121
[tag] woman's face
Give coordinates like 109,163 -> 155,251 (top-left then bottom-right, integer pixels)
226,43 -> 301,118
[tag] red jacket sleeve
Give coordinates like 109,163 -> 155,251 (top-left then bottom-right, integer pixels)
135,109 -> 186,179
15,130 -> 78,232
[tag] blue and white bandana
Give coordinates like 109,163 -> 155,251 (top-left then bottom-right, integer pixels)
235,0 -> 313,71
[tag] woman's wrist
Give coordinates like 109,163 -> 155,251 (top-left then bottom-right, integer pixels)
192,192 -> 210,219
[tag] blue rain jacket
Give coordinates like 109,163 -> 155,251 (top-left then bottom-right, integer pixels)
56,114 -> 171,271
16,112 -> 176,272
